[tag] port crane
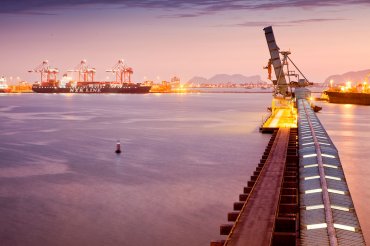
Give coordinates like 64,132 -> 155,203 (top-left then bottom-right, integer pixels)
28,60 -> 59,84
68,59 -> 96,82
106,59 -> 133,84
263,26 -> 312,98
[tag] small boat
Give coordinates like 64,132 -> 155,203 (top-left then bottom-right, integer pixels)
312,105 -> 322,112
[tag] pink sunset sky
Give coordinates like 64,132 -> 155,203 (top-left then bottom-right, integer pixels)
1,0 -> 370,83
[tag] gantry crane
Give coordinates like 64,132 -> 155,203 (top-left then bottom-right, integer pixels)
28,60 -> 59,85
106,59 -> 133,84
68,59 -> 96,82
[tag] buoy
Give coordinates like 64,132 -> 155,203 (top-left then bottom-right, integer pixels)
115,140 -> 121,154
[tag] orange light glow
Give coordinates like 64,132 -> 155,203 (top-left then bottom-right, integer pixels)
346,81 -> 352,89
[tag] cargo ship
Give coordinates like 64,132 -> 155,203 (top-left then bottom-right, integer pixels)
0,76 -> 11,93
32,81 -> 151,94
323,82 -> 370,105
30,59 -> 151,94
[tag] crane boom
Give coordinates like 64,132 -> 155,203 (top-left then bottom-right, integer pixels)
106,59 -> 133,83
263,26 -> 289,97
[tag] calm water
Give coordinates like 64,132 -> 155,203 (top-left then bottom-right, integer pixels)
0,93 -> 368,245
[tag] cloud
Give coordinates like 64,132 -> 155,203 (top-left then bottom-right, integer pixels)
0,0 -> 369,16
234,18 -> 347,27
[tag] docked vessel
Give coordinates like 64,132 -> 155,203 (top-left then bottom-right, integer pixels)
29,59 -> 151,94
0,76 -> 11,93
32,82 -> 151,94
323,82 -> 370,105
324,91 -> 370,105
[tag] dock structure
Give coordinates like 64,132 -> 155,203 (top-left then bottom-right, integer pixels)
225,128 -> 295,246
260,97 -> 297,133
212,25 -> 365,245
211,96 -> 365,246
298,98 -> 365,245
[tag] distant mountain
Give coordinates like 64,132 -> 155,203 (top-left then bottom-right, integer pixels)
188,76 -> 209,84
324,69 -> 370,84
187,74 -> 265,84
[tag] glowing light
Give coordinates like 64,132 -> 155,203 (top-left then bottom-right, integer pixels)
307,223 -> 327,230
302,142 -> 315,146
304,164 -> 318,168
304,175 -> 320,180
323,164 -> 338,169
325,176 -> 341,181
306,204 -> 324,210
322,154 -> 336,158
328,189 -> 346,195
302,135 -> 313,139
301,130 -> 311,134
333,224 -> 356,232
331,205 -> 350,211
305,188 -> 322,194
346,81 -> 352,89
303,154 -> 317,158
314,131 -> 325,134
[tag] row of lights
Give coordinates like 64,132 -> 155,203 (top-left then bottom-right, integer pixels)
307,223 -> 357,232
299,99 -> 360,235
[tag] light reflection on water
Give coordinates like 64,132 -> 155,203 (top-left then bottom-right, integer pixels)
0,93 -> 271,246
1,94 -> 368,245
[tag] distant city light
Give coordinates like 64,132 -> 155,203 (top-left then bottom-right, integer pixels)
346,81 -> 351,89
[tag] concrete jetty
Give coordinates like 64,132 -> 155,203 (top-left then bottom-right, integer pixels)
211,92 -> 365,245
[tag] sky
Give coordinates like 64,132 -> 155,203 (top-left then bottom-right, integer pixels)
1,0 -> 370,84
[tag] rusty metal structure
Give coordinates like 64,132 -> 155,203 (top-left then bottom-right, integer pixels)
28,60 -> 59,84
106,59 -> 133,83
68,59 -> 96,82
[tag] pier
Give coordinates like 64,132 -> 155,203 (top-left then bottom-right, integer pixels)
211,91 -> 365,245
210,25 -> 367,245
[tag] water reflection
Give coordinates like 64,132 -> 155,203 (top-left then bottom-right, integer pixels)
0,93 -> 271,246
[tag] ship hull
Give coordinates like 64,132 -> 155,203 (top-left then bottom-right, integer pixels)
32,85 -> 151,94
325,91 -> 370,105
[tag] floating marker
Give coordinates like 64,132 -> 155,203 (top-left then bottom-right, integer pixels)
115,140 -> 121,154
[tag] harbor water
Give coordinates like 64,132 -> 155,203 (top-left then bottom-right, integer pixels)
0,93 -> 368,245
